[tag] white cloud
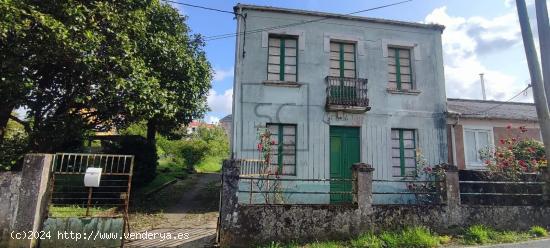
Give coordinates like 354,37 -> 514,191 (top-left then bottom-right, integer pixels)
425,6 -> 532,102
207,88 -> 233,114
213,67 -> 234,82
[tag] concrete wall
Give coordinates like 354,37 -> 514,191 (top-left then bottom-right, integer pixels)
232,6 -> 448,182
0,154 -> 53,248
0,172 -> 22,246
40,218 -> 123,248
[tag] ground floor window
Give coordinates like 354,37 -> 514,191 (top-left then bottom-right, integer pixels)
266,124 -> 296,175
391,129 -> 416,177
464,127 -> 493,168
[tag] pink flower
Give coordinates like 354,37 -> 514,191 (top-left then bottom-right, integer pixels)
257,143 -> 263,151
506,124 -> 512,129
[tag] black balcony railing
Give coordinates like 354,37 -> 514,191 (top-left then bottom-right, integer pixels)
325,76 -> 369,110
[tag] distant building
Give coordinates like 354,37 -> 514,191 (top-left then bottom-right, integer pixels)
447,98 -> 542,170
187,120 -> 215,134
219,114 -> 232,141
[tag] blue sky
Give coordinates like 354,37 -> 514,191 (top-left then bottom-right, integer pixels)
168,0 -> 545,123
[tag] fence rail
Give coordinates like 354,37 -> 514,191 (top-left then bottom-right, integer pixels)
238,176 -> 355,205
458,171 -> 547,206
372,179 -> 444,205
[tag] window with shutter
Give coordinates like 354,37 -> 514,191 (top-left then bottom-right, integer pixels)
268,36 -> 298,82
266,124 -> 297,175
329,41 -> 356,78
391,129 -> 417,177
388,47 -> 413,90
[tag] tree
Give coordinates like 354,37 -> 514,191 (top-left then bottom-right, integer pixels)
0,0 -> 212,152
136,3 -> 212,146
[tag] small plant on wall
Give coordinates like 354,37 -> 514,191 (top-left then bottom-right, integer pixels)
480,125 -> 547,180
406,149 -> 444,204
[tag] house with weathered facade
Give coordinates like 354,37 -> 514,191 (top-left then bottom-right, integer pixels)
230,4 -> 448,204
447,98 -> 542,170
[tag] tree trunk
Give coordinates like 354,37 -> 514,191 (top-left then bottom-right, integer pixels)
146,118 -> 157,147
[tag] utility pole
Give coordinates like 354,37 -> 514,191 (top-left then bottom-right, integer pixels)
535,0 -> 550,108
516,0 -> 550,168
479,73 -> 487,100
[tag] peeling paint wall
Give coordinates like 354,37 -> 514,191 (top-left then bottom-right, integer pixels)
232,7 -> 448,182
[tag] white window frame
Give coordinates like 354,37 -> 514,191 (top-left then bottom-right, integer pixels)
463,126 -> 494,169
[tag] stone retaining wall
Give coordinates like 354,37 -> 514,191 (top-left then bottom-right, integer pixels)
218,160 -> 550,247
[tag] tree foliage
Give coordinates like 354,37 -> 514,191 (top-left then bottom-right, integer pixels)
0,0 -> 212,153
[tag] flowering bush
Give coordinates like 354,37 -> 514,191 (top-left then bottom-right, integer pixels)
481,125 -> 547,180
406,149 -> 444,204
254,128 -> 285,203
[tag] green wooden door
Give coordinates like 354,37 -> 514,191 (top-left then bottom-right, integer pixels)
329,126 -> 360,203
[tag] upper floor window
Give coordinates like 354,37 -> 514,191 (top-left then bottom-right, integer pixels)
388,47 -> 413,90
267,123 -> 297,176
268,36 -> 297,82
391,129 -> 416,177
464,127 -> 493,168
329,41 -> 356,78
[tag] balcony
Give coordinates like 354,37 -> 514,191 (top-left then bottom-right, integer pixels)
325,76 -> 370,113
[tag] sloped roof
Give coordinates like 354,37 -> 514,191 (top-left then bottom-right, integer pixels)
220,114 -> 232,123
447,98 -> 537,121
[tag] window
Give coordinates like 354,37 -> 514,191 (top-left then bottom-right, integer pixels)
268,36 -> 297,82
464,128 -> 493,167
329,41 -> 356,78
391,129 -> 416,177
267,124 -> 296,175
388,47 -> 413,90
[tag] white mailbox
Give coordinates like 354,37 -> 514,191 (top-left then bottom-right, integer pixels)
84,167 -> 102,187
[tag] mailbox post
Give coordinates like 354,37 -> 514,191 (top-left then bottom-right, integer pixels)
84,167 -> 102,216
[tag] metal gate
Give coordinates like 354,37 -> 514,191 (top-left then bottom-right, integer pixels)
41,153 -> 134,247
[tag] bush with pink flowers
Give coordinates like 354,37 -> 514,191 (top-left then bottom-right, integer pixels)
480,125 -> 547,180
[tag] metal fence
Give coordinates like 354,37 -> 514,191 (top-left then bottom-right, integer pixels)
459,179 -> 546,206
325,76 -> 369,107
238,176 -> 355,205
49,153 -> 134,218
372,179 -> 444,205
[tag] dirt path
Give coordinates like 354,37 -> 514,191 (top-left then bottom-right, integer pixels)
127,173 -> 220,247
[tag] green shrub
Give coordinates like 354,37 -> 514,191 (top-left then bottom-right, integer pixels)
529,226 -> 549,237
351,232 -> 383,248
379,231 -> 399,248
464,225 -> 490,245
491,231 -> 528,243
0,132 -> 27,171
399,226 -> 440,248
180,139 -> 209,169
102,135 -> 157,186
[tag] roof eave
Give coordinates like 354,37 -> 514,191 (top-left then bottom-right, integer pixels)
234,4 -> 445,32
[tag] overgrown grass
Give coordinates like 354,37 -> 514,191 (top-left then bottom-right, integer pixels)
461,224 -> 545,245
195,155 -> 223,173
529,226 -> 549,237
133,157 -> 187,196
49,205 -> 118,217
258,225 -> 550,248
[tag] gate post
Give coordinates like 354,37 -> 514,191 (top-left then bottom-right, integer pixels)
219,159 -> 240,247
442,164 -> 460,208
352,163 -> 374,213
10,154 -> 53,248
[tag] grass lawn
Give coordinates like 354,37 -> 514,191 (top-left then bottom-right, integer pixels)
195,155 -> 223,173
49,205 -> 119,218
259,225 -> 549,248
